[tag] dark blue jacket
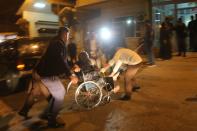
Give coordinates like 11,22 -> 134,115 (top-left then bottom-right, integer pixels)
35,36 -> 71,77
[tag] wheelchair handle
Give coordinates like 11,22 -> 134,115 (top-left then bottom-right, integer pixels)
66,81 -> 73,93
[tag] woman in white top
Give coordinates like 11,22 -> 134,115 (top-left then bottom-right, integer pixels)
101,48 -> 142,100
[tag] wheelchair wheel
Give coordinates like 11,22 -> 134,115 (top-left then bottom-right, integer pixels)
75,81 -> 102,109
102,95 -> 111,104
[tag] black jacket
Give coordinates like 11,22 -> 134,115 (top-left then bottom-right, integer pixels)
35,37 -> 71,77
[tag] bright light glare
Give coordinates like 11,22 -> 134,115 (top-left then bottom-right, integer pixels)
100,27 -> 111,40
31,45 -> 39,49
0,39 -> 4,43
127,19 -> 132,24
6,35 -> 17,40
17,64 -> 25,70
33,2 -> 46,8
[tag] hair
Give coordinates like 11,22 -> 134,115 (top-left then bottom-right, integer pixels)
145,19 -> 151,24
57,27 -> 69,36
78,51 -> 91,65
78,51 -> 93,71
161,22 -> 166,28
178,18 -> 182,22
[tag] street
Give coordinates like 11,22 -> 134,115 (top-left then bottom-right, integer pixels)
0,53 -> 197,131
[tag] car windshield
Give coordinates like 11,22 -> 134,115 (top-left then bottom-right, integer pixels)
17,37 -> 50,57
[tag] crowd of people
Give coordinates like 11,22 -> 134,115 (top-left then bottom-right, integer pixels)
159,14 -> 197,60
17,14 -> 197,128
18,27 -> 143,128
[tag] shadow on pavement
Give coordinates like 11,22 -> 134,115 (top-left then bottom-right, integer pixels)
0,113 -> 15,131
0,91 -> 26,112
185,96 -> 197,102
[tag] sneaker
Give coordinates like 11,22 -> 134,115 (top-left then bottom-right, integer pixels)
39,113 -> 48,120
132,86 -> 141,92
147,64 -> 156,67
48,120 -> 65,128
119,94 -> 131,101
18,110 -> 31,119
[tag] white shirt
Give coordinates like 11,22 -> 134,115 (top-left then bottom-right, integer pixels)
109,48 -> 142,66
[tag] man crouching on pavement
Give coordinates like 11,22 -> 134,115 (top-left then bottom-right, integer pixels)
101,48 -> 142,100
18,27 -> 78,128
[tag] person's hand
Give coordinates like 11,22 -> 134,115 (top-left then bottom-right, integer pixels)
100,68 -> 106,74
32,71 -> 40,80
112,85 -> 120,94
73,65 -> 80,72
109,74 -> 113,78
70,76 -> 78,84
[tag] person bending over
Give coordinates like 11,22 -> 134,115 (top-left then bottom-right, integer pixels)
101,48 -> 142,100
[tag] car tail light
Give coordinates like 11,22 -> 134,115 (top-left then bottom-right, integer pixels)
17,64 -> 25,70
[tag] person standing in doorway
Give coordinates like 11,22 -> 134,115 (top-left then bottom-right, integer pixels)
159,22 -> 172,60
193,14 -> 197,51
175,18 -> 187,57
188,15 -> 195,51
144,20 -> 155,66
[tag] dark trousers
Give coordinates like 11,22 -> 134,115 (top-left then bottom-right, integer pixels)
144,41 -> 155,64
177,37 -> 186,56
189,33 -> 195,51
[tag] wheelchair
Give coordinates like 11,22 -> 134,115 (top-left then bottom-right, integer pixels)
66,70 -> 114,109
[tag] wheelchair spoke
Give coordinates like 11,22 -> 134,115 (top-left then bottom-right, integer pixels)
76,81 -> 102,108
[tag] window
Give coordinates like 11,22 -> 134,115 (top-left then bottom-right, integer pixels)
112,16 -> 141,37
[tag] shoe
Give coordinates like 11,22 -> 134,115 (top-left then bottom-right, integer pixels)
147,64 -> 156,67
39,113 -> 48,120
112,85 -> 120,94
132,86 -> 141,92
18,110 -> 31,119
119,94 -> 131,101
48,120 -> 65,128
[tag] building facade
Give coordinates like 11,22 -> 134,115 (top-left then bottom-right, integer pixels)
17,0 -> 59,37
76,0 -> 151,50
152,0 -> 196,50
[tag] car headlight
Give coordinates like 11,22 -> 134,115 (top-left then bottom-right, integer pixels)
16,64 -> 25,70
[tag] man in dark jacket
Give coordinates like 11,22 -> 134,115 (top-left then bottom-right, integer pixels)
188,15 -> 195,51
175,18 -> 187,57
144,20 -> 155,66
67,37 -> 77,66
19,27 -> 78,128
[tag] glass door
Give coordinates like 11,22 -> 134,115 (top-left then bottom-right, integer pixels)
177,2 -> 197,26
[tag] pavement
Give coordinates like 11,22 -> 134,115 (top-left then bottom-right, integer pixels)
0,52 -> 197,131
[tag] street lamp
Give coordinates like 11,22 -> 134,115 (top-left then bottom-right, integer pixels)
33,2 -> 46,9
99,27 -> 112,41
126,19 -> 132,24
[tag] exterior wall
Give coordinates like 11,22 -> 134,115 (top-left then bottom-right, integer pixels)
76,0 -> 108,7
83,0 -> 150,50
23,11 -> 58,37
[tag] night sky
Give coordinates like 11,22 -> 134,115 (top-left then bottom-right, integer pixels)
0,0 -> 24,24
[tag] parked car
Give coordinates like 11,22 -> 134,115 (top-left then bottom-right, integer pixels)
0,37 -> 51,94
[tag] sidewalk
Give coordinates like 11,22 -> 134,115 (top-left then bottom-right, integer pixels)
0,53 -> 197,131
